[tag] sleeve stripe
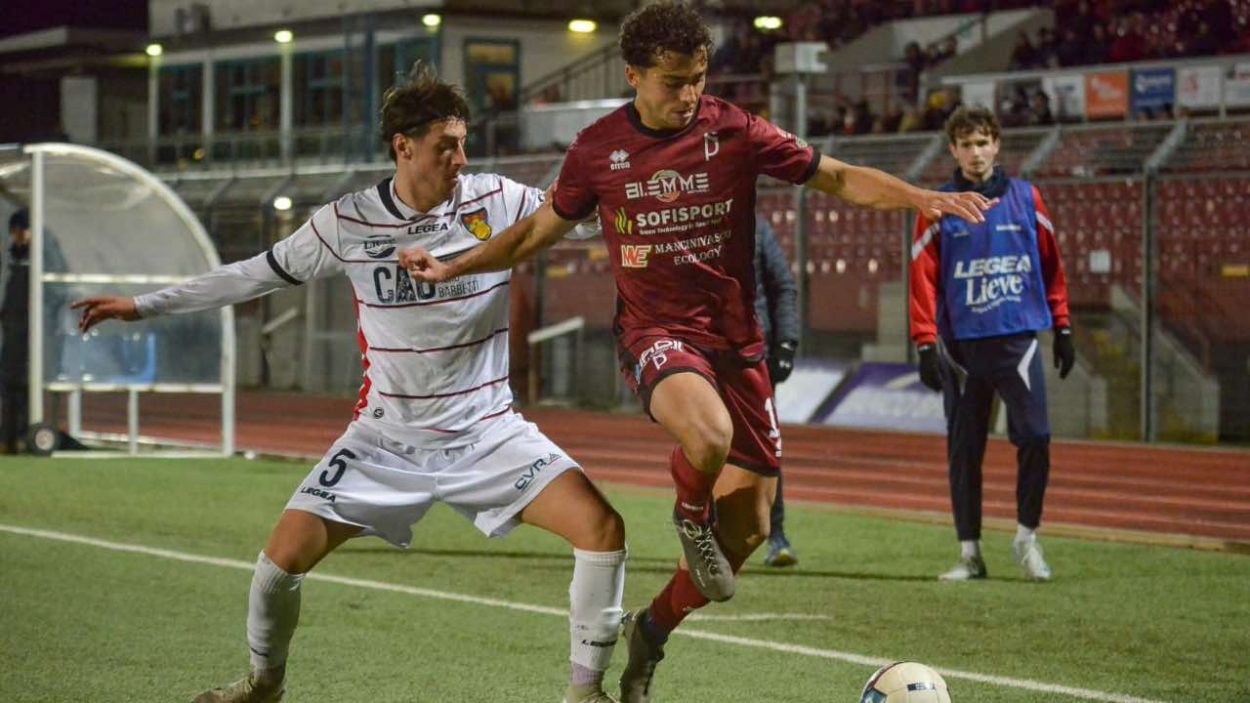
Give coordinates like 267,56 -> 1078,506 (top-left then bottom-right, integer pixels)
797,148 -> 822,185
266,249 -> 303,286
910,222 -> 940,261
1036,211 -> 1054,234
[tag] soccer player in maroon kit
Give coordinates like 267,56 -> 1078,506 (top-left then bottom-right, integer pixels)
401,3 -> 989,700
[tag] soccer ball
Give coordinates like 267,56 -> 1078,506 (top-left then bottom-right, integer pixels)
859,662 -> 952,703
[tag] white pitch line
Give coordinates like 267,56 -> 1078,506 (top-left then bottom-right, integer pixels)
0,523 -> 1170,703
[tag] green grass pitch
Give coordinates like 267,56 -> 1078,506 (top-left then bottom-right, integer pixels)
0,456 -> 1246,702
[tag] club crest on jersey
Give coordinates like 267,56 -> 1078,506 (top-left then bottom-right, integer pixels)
363,235 -> 396,259
460,208 -> 492,240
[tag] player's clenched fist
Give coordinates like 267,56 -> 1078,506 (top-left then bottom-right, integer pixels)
398,245 -> 452,284
70,296 -> 140,333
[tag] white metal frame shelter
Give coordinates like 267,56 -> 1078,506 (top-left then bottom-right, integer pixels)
23,143 -> 235,456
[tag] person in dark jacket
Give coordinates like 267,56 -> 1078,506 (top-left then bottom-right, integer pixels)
1,209 -> 32,452
2,208 -> 74,453
910,107 -> 1074,582
753,214 -> 800,567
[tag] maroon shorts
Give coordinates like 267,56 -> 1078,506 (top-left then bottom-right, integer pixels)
619,336 -> 781,476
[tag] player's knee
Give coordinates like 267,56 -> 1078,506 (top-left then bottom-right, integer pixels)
587,507 -> 626,552
682,420 -> 732,472
1013,431 -> 1051,450
264,545 -> 314,575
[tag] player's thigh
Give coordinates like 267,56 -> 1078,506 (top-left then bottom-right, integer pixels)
264,509 -> 363,575
992,337 -> 1051,444
438,414 -> 587,540
519,470 -> 625,552
650,371 -> 734,467
713,462 -> 777,557
282,424 -> 439,556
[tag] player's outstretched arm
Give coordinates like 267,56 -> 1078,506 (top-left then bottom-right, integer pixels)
71,296 -> 140,333
400,202 -> 578,283
806,155 -> 990,223
71,251 -> 304,333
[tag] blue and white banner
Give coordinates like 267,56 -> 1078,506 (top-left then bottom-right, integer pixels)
818,363 -> 946,434
1131,67 -> 1175,113
774,360 -> 848,424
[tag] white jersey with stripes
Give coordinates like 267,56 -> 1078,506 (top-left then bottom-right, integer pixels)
135,173 -> 546,448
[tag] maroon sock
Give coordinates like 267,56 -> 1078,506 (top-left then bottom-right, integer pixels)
647,551 -> 748,638
670,446 -> 717,522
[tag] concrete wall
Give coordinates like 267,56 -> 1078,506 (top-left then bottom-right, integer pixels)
437,16 -> 618,98
150,0 -> 438,36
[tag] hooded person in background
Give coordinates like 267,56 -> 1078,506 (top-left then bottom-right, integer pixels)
1,209 -> 32,452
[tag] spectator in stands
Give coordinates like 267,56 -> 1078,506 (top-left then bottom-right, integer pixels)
1034,27 -> 1057,68
1008,31 -> 1039,70
752,215 -> 800,569
851,99 -> 875,135
1054,27 -> 1085,66
881,104 -> 905,133
922,88 -> 959,131
899,105 -> 924,132
1108,13 -> 1150,63
1183,21 -> 1221,57
1065,0 -> 1098,41
899,41 -> 927,102
1027,90 -> 1054,126
1083,24 -> 1110,65
910,106 -> 1074,584
787,1 -> 825,42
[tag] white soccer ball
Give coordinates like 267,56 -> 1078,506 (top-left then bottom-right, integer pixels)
859,662 -> 952,703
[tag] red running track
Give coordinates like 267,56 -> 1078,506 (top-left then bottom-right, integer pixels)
72,391 -> 1250,546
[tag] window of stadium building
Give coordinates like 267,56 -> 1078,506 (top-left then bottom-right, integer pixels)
215,58 -> 281,132
379,38 -> 439,91
158,65 -> 202,136
294,50 -> 345,127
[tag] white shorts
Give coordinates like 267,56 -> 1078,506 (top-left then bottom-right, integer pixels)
284,412 -> 580,547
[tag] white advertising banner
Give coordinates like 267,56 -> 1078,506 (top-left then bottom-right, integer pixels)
1177,65 -> 1222,108
1224,63 -> 1250,108
960,81 -> 996,110
1042,74 -> 1085,121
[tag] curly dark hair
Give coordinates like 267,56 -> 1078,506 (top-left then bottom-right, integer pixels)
945,106 -> 1001,144
619,1 -> 713,69
379,62 -> 471,161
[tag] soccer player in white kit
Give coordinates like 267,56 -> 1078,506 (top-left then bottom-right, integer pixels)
72,66 -> 628,703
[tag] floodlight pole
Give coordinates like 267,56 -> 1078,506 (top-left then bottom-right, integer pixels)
774,42 -> 826,350
793,74 -> 810,349
28,151 -> 45,426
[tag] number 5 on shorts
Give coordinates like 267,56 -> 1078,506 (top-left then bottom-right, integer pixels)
319,448 -> 357,487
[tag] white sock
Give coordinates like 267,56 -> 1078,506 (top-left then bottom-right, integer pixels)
1015,524 -> 1037,543
960,540 -> 981,559
247,551 -> 304,676
568,547 -> 627,682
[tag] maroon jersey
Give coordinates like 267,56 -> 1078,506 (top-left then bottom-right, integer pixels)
553,95 -> 819,360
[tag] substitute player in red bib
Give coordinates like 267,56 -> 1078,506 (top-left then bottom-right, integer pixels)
399,4 -> 990,700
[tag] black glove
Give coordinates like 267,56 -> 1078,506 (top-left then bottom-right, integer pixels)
768,341 -> 796,384
917,343 -> 942,391
1053,326 -> 1075,379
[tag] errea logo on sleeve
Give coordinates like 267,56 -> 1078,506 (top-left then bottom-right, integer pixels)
609,149 -> 631,171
